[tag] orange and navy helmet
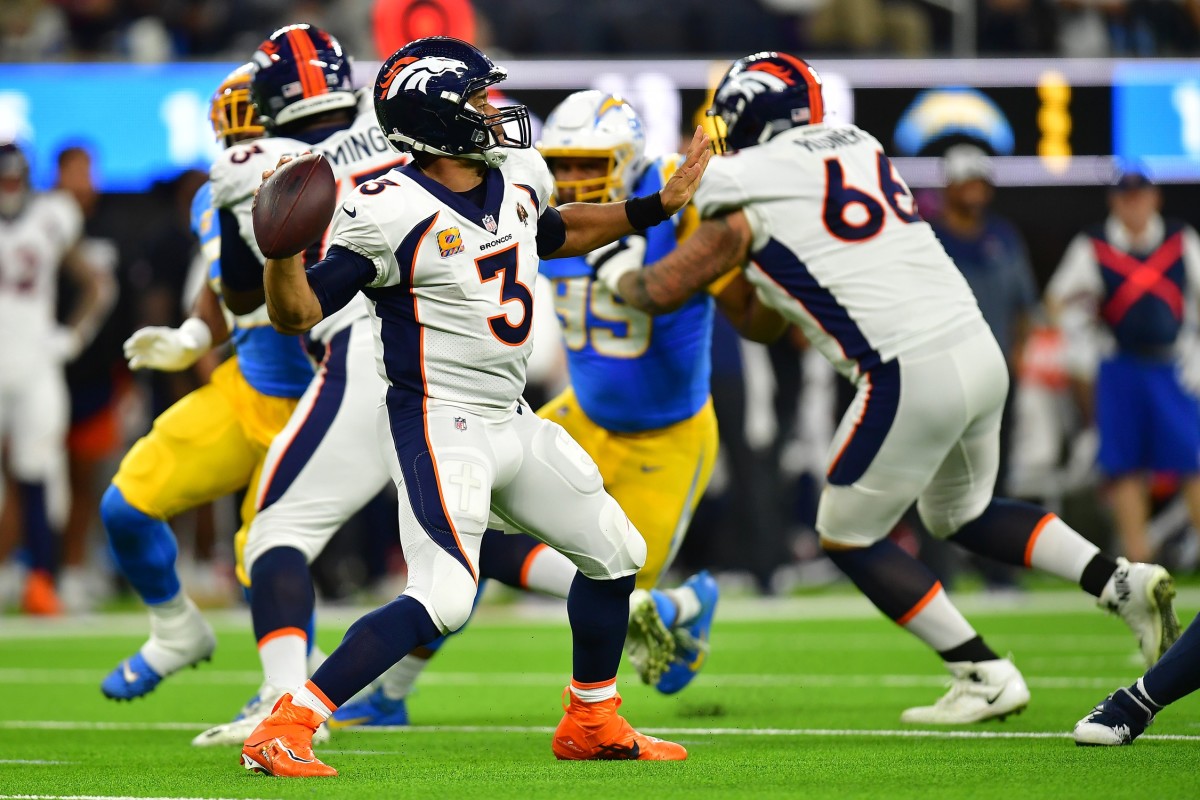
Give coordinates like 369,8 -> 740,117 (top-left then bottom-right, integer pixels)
210,64 -> 264,146
249,23 -> 357,131
708,52 -> 824,153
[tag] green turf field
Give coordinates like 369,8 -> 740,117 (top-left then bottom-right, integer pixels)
1,590 -> 1198,800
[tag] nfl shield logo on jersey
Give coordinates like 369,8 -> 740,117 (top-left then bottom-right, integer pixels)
454,416 -> 468,432
482,214 -> 498,233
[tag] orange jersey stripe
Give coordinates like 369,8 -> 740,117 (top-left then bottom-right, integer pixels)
258,626 -> 307,648
897,581 -> 942,626
1023,513 -> 1056,568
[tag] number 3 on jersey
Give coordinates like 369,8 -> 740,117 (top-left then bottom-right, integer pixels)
476,244 -> 533,346
823,151 -> 920,242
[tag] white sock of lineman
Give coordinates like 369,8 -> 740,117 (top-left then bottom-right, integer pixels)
520,544 -> 576,599
257,627 -> 309,689
379,654 -> 431,701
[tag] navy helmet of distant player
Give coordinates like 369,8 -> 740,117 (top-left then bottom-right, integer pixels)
210,64 -> 265,148
708,51 -> 824,153
537,91 -> 647,204
374,36 -> 532,167
0,142 -> 30,220
249,23 -> 357,132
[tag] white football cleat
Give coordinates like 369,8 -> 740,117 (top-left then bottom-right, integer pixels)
1098,558 -> 1180,667
900,658 -> 1030,724
191,683 -> 330,747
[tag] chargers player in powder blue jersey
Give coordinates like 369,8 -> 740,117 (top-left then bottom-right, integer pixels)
190,182 -> 312,399
535,92 -> 785,691
100,66 -> 314,702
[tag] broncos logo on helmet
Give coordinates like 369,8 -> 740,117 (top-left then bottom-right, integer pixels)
379,57 -> 470,100
373,37 -> 532,168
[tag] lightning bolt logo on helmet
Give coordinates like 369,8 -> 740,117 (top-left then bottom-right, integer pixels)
377,56 -> 470,100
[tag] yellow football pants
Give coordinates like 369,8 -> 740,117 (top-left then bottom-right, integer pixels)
111,358 -> 299,585
538,387 -> 718,589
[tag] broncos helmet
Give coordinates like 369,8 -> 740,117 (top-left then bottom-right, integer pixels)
374,37 -> 531,168
708,52 -> 824,154
249,24 -> 356,131
537,91 -> 647,203
210,64 -> 265,146
0,142 -> 30,219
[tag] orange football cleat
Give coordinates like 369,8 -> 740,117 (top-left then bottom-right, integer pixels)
240,694 -> 337,777
22,570 -> 61,616
552,688 -> 687,761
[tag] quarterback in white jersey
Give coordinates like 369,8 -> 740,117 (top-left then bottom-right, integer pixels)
239,37 -> 709,777
0,141 -> 110,614
607,51 -> 1179,727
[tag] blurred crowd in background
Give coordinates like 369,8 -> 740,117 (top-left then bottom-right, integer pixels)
2,0 -> 1200,61
2,0 -> 1200,616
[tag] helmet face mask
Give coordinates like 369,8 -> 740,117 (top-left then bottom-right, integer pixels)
708,52 -> 824,153
211,64 -> 264,147
537,91 -> 646,203
374,37 -> 531,168
249,24 -> 357,132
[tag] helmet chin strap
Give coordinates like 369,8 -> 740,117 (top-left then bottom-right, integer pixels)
387,132 -> 509,168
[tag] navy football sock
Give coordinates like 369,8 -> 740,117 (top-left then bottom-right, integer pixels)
249,547 -> 314,642
947,499 -> 1050,565
100,485 -> 180,604
567,572 -> 635,684
825,538 -> 944,622
309,595 -> 441,708
1140,612 -> 1200,707
17,481 -> 55,574
479,529 -> 542,588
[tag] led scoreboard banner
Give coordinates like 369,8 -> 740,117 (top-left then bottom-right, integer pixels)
1,58 -> 1196,192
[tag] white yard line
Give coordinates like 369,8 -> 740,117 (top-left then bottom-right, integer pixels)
0,589 -> 1194,639
0,760 -> 74,765
0,797 -> 278,800
1,719 -> 1196,742
0,668 -> 1161,690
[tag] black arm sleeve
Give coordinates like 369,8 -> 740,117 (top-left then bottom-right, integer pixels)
217,208 -> 265,292
535,206 -> 567,258
306,245 -> 377,318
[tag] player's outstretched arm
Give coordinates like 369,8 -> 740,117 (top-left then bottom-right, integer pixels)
611,210 -> 754,316
712,272 -> 789,344
544,127 -> 711,259
264,252 -> 324,334
123,283 -> 228,371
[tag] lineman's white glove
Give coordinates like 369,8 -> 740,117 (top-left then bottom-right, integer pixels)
123,317 -> 213,371
587,234 -> 647,296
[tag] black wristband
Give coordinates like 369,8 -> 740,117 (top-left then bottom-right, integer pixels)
624,192 -> 670,231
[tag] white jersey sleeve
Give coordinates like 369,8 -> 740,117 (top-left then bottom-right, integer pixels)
209,137 -> 299,263
1046,234 -> 1102,309
42,191 -> 84,252
327,184 -> 404,288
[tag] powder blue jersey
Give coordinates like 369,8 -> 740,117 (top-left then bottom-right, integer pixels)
541,156 -> 714,433
190,182 -> 312,398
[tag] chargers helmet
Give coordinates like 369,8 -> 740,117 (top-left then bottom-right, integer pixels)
0,142 -> 30,219
249,24 -> 356,131
537,91 -> 647,203
374,37 -> 531,168
708,52 -> 824,153
210,64 -> 264,146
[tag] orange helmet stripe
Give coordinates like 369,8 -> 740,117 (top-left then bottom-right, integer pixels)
286,28 -> 327,99
779,53 -> 824,125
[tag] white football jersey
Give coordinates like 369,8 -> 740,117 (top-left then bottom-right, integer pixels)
694,123 -> 982,381
210,91 -> 408,342
327,146 -> 555,410
0,191 -> 82,373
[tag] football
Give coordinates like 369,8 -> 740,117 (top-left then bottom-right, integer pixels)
252,152 -> 337,259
